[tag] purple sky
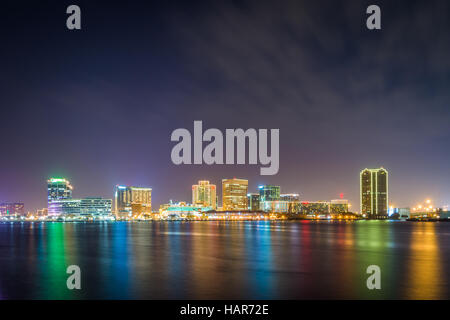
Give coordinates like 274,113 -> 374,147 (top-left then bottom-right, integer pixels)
1,0 -> 450,211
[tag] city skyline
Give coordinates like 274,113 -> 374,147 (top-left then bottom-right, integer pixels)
1,1 -> 450,212
0,166 -> 445,215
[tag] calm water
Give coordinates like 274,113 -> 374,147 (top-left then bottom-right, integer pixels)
0,220 -> 449,299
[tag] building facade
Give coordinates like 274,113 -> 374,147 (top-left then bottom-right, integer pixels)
360,168 -> 389,219
299,201 -> 330,215
192,180 -> 217,209
160,201 -> 211,219
48,198 -> 112,217
80,197 -> 112,217
0,203 -> 25,216
261,200 -> 296,213
48,199 -> 81,216
47,178 -> 73,205
115,185 -> 152,217
222,178 -> 248,211
259,185 -> 281,202
330,199 -> 349,213
247,193 -> 260,211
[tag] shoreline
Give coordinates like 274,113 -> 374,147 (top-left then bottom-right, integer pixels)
0,218 -> 449,223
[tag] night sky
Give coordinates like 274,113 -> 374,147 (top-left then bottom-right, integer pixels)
1,0 -> 450,211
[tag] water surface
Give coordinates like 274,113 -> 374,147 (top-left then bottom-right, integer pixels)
0,221 -> 448,299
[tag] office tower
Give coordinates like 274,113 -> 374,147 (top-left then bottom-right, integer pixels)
115,185 -> 152,217
222,178 -> 248,211
192,180 -> 217,209
259,185 -> 280,202
247,193 -> 260,211
360,168 -> 388,219
47,178 -> 73,204
47,178 -> 73,216
330,199 -> 349,213
0,203 -> 25,216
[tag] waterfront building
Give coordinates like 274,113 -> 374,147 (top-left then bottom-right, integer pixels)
330,199 -> 349,213
247,193 -> 260,211
299,201 -> 330,215
36,208 -> 48,217
261,200 -> 294,213
259,193 -> 300,213
0,202 -> 25,216
47,178 -> 73,206
398,208 -> 410,219
192,180 -> 217,209
80,197 -> 112,217
360,168 -> 389,219
48,199 -> 81,216
115,185 -> 152,218
438,210 -> 450,220
48,197 -> 112,217
259,185 -> 280,202
222,178 -> 248,211
160,201 -> 211,219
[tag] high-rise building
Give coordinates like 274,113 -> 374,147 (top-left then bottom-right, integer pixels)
247,193 -> 260,211
222,178 -> 248,211
0,203 -> 25,216
192,180 -> 217,209
259,185 -> 280,202
360,168 -> 388,219
47,178 -> 73,216
115,185 -> 152,217
47,178 -> 73,205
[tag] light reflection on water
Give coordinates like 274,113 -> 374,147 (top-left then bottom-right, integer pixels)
0,221 -> 449,299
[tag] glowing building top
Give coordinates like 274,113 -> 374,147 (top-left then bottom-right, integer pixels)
47,177 -> 73,204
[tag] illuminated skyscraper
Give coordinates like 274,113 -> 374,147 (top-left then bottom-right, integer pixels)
360,168 -> 388,219
247,193 -> 260,211
115,185 -> 152,217
47,178 -> 73,216
222,178 -> 248,211
47,178 -> 73,204
192,180 -> 217,209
